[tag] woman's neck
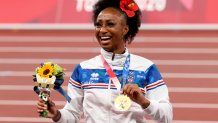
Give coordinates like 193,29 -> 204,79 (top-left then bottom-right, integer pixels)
111,48 -> 126,60
111,47 -> 126,54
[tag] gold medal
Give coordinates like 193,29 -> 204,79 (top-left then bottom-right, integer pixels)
114,95 -> 132,111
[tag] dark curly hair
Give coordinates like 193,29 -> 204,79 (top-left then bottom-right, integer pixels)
92,0 -> 141,44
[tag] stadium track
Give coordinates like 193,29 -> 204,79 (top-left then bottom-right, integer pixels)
0,29 -> 218,123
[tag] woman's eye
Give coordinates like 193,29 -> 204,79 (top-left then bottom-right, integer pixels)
95,23 -> 101,28
107,23 -> 115,27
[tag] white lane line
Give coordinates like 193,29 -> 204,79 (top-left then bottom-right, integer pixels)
0,85 -> 67,91
0,36 -> 218,43
0,71 -> 72,77
0,47 -> 100,53
130,48 -> 218,54
162,73 -> 218,79
0,117 -> 216,123
154,60 -> 218,66
0,85 -> 33,91
1,58 -> 218,66
1,23 -> 218,30
1,85 -> 218,93
1,47 -> 218,54
146,120 -> 218,123
169,87 -> 218,93
170,121 -> 218,123
0,100 -> 218,109
173,103 -> 218,109
0,117 -> 51,122
0,36 -> 95,42
1,71 -> 218,79
0,58 -> 84,64
0,100 -> 65,106
135,37 -> 218,43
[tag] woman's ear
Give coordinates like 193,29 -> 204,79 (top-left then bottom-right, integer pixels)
123,25 -> 129,35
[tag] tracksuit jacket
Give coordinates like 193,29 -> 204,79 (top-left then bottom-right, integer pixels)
57,48 -> 173,123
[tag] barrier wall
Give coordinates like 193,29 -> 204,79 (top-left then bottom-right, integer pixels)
0,0 -> 218,30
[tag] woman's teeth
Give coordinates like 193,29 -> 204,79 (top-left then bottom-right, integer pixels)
101,36 -> 111,40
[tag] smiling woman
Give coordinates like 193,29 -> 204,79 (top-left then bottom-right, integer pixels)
93,0 -> 141,44
94,7 -> 129,53
36,0 -> 173,123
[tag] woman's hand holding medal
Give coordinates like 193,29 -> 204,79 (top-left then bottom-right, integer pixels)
101,54 -> 150,111
122,84 -> 150,109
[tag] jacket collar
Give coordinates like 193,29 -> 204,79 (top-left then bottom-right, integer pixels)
100,48 -> 129,67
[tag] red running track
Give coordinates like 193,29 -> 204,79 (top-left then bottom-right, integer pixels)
0,30 -> 218,123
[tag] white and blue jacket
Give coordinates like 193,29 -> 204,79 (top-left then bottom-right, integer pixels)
57,48 -> 173,123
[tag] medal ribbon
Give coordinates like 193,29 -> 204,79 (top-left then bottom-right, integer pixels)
101,54 -> 130,91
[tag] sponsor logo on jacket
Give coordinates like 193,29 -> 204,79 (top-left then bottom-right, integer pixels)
90,73 -> 99,81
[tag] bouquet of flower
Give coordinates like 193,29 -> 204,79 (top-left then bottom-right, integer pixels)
33,62 -> 64,84
33,62 -> 70,117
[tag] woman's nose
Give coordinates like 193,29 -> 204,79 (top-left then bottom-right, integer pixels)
99,26 -> 107,33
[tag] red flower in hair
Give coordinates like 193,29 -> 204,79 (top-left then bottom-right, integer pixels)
120,0 -> 139,17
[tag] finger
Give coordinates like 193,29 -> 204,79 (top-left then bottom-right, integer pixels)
122,84 -> 129,94
129,88 -> 137,96
127,86 -> 133,95
127,84 -> 138,94
37,109 -> 45,113
47,98 -> 56,107
131,90 -> 142,100
37,101 -> 45,107
123,84 -> 132,95
37,103 -> 47,110
37,99 -> 48,109
129,85 -> 141,95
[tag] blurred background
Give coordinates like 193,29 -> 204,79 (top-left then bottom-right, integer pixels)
0,0 -> 218,122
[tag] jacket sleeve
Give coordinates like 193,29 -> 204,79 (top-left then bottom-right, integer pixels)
144,64 -> 173,123
56,64 -> 84,123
